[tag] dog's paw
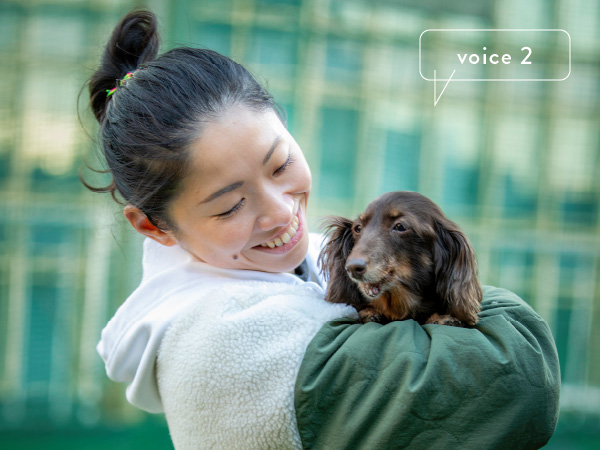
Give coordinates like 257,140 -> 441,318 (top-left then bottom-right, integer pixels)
425,313 -> 465,327
358,308 -> 385,324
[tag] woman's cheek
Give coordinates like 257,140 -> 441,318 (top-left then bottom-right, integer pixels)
213,218 -> 251,249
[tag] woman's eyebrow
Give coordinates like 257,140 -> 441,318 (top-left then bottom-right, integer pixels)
262,135 -> 282,165
200,181 -> 243,205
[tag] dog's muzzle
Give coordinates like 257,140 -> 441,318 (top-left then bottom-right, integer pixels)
345,258 -> 367,280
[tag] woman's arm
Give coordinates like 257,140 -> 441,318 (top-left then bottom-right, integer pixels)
294,286 -> 560,449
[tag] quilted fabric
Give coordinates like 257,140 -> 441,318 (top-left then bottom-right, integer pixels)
294,286 -> 560,449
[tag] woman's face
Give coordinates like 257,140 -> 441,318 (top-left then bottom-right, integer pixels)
166,105 -> 312,273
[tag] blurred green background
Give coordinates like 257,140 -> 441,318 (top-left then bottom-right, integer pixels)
0,0 -> 598,448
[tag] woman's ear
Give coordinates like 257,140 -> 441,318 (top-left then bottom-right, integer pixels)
124,205 -> 178,247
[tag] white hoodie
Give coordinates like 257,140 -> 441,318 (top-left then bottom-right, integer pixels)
96,233 -> 349,414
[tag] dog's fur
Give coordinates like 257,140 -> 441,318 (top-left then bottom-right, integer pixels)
319,191 -> 483,326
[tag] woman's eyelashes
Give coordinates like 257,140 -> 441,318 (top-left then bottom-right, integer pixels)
273,153 -> 295,176
215,198 -> 245,219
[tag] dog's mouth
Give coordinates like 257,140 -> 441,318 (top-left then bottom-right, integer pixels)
363,283 -> 381,298
361,282 -> 382,298
355,270 -> 404,299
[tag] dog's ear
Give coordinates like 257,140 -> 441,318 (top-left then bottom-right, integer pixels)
319,216 -> 367,308
433,219 -> 483,325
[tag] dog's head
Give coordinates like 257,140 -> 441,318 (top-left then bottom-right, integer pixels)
320,191 -> 482,324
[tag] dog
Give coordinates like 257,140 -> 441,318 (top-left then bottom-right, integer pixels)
319,191 -> 483,326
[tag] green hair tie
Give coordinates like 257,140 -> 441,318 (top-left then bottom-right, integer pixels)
106,69 -> 140,98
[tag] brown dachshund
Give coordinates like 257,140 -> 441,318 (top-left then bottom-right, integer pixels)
319,191 -> 483,326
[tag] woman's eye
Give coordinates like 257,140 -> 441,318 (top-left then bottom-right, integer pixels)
393,223 -> 408,232
274,154 -> 295,176
215,198 -> 245,219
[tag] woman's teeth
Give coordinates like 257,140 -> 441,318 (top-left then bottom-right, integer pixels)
260,216 -> 299,248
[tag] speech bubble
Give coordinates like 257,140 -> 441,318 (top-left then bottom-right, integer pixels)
419,29 -> 571,105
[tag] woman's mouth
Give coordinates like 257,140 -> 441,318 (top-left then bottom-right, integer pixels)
253,212 -> 303,254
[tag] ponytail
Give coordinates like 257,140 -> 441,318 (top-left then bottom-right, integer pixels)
89,10 -> 159,122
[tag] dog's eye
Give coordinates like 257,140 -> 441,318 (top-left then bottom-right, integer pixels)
353,224 -> 362,234
393,223 -> 408,232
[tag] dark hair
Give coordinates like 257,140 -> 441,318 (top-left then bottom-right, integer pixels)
86,10 -> 281,229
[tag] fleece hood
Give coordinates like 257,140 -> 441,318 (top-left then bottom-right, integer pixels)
96,234 -> 328,413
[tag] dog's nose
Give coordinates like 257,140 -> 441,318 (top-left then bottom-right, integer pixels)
346,258 -> 367,279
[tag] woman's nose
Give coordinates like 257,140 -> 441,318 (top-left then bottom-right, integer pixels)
256,192 -> 294,231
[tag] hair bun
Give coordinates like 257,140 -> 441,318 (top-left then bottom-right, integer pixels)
89,10 -> 159,121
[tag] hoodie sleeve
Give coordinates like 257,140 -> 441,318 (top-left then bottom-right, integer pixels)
294,286 -> 561,449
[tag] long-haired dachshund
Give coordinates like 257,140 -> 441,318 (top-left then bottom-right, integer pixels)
319,191 -> 483,326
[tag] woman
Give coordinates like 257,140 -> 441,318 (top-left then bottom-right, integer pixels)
89,10 -> 560,449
